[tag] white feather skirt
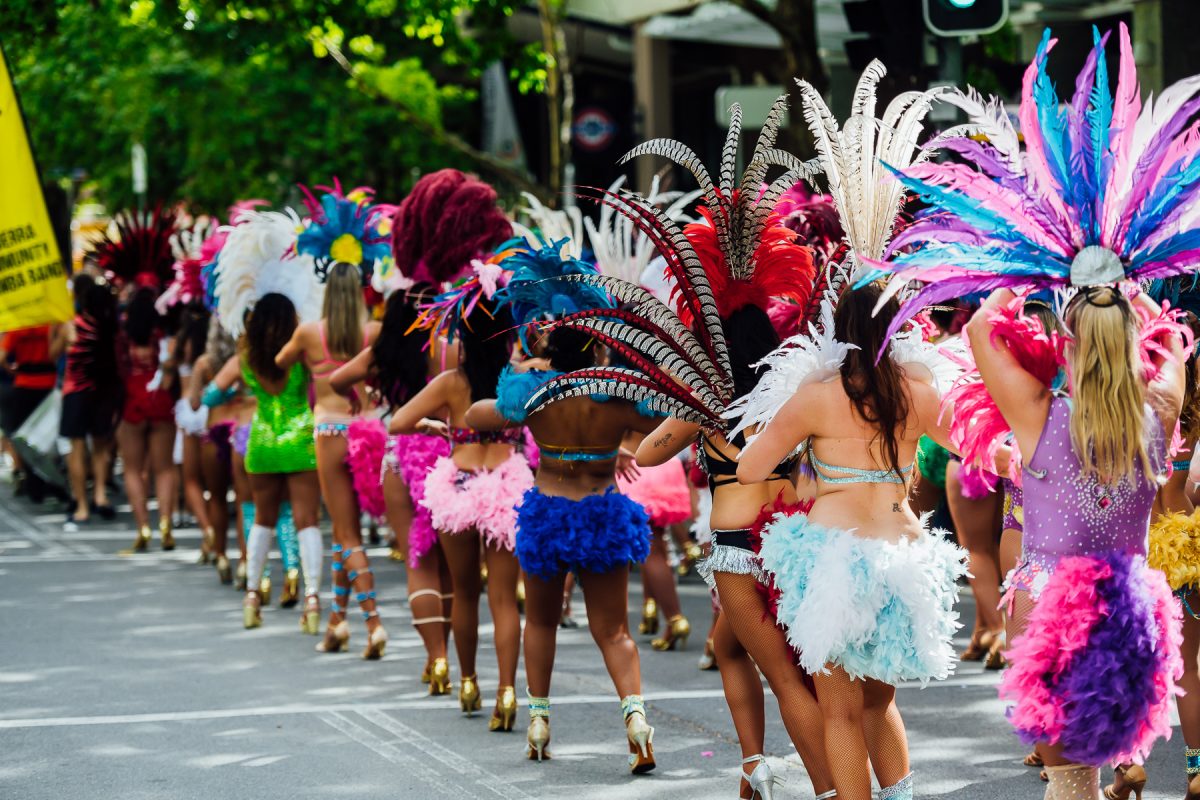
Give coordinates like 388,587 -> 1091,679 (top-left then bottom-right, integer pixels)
758,514 -> 967,685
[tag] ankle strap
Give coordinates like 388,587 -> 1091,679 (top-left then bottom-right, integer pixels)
742,754 -> 766,766
1189,747 -> 1200,775
620,694 -> 645,720
409,589 -> 441,602
815,792 -> 838,800
527,690 -> 550,719
878,773 -> 912,799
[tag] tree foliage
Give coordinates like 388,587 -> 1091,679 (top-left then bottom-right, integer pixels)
1,0 -> 545,212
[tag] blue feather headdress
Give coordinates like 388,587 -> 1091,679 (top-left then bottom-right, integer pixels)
493,236 -> 615,351
296,178 -> 394,286
861,23 -> 1200,341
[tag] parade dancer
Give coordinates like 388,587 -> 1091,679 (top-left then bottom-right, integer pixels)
278,182 -> 389,656
387,169 -> 525,726
464,239 -> 662,772
211,207 -> 326,632
330,283 -> 456,692
866,24 -> 1197,797
90,210 -> 182,553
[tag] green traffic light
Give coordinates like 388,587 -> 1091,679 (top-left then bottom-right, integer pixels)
947,0 -> 977,7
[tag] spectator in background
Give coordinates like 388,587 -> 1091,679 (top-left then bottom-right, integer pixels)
0,317 -> 66,502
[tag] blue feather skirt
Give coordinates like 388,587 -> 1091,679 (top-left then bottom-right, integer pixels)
515,486 -> 651,579
759,514 -> 967,685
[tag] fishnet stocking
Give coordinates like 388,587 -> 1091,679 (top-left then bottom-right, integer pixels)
1043,763 -> 1100,799
1178,595 -> 1200,748
812,664 -> 909,800
714,572 -> 834,796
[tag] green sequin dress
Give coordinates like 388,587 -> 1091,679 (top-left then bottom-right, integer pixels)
242,359 -> 317,475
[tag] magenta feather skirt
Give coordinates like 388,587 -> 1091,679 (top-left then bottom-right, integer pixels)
390,433 -> 451,567
616,458 -> 692,527
345,418 -> 388,519
1000,552 -> 1182,765
420,452 -> 534,552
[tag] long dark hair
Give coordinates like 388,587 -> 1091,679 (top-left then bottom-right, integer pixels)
834,283 -> 910,476
174,306 -> 209,367
723,305 -> 781,400
372,287 -> 431,409
545,325 -> 598,372
81,282 -> 120,400
459,297 -> 514,402
243,293 -> 296,383
123,286 -> 160,347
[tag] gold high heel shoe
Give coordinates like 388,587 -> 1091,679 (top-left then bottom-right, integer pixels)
315,620 -> 350,653
428,657 -> 451,696
216,554 -> 233,585
280,569 -> 300,608
159,519 -> 175,551
300,594 -> 320,635
1104,764 -> 1147,800
489,686 -> 517,732
527,692 -> 551,761
678,542 -> 702,577
362,625 -> 388,660
622,695 -> 656,774
127,525 -> 152,554
258,575 -> 272,606
651,614 -> 690,651
516,578 -> 526,614
234,558 -> 247,590
243,591 -> 262,629
197,527 -> 215,564
459,675 -> 481,715
638,598 -> 659,636
983,629 -> 1006,670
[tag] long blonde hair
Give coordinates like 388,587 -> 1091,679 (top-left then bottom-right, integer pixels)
1065,287 -> 1152,484
322,262 -> 365,360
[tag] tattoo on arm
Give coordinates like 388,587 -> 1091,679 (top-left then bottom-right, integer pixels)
653,432 -> 673,449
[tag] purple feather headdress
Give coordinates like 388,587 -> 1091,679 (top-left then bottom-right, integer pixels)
862,23 -> 1200,340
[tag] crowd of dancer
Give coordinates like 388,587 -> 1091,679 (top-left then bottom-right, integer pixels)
9,23 -> 1200,800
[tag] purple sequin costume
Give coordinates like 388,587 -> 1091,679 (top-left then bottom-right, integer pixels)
999,397 -> 1182,766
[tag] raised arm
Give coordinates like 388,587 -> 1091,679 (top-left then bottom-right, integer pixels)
634,417 -> 699,466
388,371 -> 451,435
963,289 -> 1052,460
330,347 -> 373,395
275,322 -> 309,369
212,353 -> 242,393
737,387 -> 814,485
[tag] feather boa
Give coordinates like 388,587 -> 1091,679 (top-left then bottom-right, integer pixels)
391,433 -> 450,566
941,296 -> 1066,483
1000,553 -> 1182,765
616,458 -> 692,527
759,514 -> 967,684
514,486 -> 650,579
420,453 -> 533,551
1148,509 -> 1200,592
345,418 -> 387,519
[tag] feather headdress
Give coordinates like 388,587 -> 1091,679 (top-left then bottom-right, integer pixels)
769,185 -> 846,336
584,175 -> 702,285
493,237 -> 614,351
215,209 -> 324,338
87,207 -> 179,289
296,179 -> 393,285
523,98 -> 820,426
512,194 -> 586,260
408,254 -> 511,348
392,169 -> 514,285
156,219 -> 219,312
864,24 -> 1200,339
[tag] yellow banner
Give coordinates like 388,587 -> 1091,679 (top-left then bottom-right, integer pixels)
0,45 -> 72,330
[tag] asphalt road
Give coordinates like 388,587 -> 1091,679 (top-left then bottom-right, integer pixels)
0,485 -> 1189,799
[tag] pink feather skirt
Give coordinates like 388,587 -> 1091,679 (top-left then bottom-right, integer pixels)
420,451 -> 534,552
389,433 -> 451,567
345,418 -> 388,519
615,458 -> 692,527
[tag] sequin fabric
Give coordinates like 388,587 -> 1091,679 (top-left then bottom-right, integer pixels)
241,359 -> 317,474
1023,397 -> 1165,562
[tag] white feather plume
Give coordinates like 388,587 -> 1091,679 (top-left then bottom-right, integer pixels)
585,176 -> 702,284
514,193 -> 585,258
215,208 -> 324,338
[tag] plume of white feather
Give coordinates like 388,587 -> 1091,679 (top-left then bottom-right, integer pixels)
513,193 -> 585,259
215,209 -> 324,338
585,175 -> 702,284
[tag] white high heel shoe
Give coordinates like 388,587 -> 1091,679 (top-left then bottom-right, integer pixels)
742,755 -> 780,800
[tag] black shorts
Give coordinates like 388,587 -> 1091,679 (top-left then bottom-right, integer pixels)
59,389 -> 118,440
1,386 -> 52,436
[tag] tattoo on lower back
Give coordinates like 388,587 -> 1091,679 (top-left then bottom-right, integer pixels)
653,432 -> 673,449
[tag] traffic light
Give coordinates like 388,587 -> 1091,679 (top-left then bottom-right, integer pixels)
922,0 -> 1008,36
